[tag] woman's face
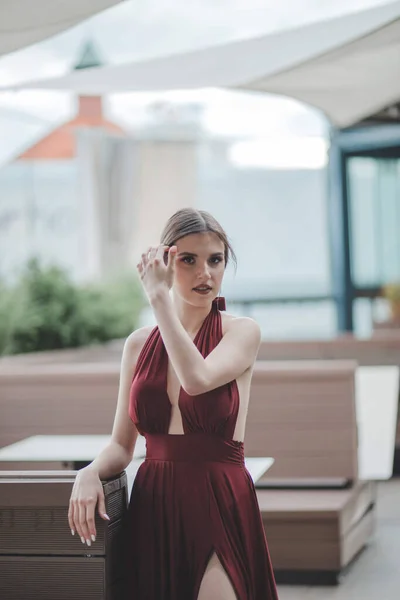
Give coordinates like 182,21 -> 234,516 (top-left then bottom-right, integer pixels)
171,232 -> 225,306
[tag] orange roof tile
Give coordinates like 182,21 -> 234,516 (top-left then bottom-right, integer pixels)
18,96 -> 125,160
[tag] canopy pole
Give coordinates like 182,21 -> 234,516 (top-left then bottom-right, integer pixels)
328,129 -> 354,332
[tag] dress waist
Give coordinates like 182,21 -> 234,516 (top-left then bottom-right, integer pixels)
144,433 -> 244,465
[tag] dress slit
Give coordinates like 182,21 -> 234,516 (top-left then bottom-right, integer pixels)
194,549 -> 240,600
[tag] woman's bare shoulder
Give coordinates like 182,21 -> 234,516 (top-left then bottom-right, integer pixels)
221,312 -> 261,338
124,326 -> 155,360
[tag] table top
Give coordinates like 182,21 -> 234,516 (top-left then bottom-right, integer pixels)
0,434 -> 146,461
124,457 -> 274,492
0,435 -> 273,484
356,365 -> 399,480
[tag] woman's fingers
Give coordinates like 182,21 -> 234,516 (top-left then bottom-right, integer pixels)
137,243 -> 174,287
85,499 -> 97,543
141,246 -> 152,267
72,498 -> 83,542
137,261 -> 144,277
78,497 -> 92,545
97,491 -> 110,522
70,493 -> 109,544
155,245 -> 165,263
68,470 -> 109,546
139,245 -> 166,272
167,245 -> 177,265
68,500 -> 75,536
140,246 -> 156,270
70,490 -> 84,541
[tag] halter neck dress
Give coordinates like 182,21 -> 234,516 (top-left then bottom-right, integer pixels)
126,298 -> 278,599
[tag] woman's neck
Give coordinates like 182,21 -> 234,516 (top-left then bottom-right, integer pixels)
171,292 -> 213,339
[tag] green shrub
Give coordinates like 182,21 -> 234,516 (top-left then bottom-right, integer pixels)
0,282 -> 15,354
0,259 -> 144,356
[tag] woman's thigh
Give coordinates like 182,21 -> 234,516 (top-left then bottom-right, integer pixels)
197,552 -> 237,600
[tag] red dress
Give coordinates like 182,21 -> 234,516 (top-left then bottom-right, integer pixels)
127,298 -> 279,599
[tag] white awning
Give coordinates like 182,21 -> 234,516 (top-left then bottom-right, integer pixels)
4,0 -> 400,127
0,1 -> 122,57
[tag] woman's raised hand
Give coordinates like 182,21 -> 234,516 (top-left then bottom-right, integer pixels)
68,467 -> 110,546
137,244 -> 177,301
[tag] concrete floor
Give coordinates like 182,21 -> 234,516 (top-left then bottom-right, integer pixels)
277,479 -> 400,600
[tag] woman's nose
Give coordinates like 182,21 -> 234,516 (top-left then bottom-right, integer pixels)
197,263 -> 211,278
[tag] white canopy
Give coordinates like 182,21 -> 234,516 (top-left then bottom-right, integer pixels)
5,1 -> 400,127
0,0 -> 122,57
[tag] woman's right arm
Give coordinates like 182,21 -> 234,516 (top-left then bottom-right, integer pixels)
68,327 -> 151,546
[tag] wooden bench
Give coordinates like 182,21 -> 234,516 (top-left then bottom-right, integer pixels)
3,330 -> 398,368
0,340 -> 124,368
4,332 -> 398,450
257,334 -> 400,366
0,459 -> 275,599
0,363 -> 121,451
0,469 -> 129,600
1,359 -> 396,481
246,360 -> 399,584
247,360 -> 359,484
257,335 -> 400,474
258,481 -> 376,585
1,357 -> 397,585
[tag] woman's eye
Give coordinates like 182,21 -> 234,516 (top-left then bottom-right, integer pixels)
181,256 -> 222,266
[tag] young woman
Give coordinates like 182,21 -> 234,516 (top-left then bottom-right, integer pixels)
68,208 -> 279,599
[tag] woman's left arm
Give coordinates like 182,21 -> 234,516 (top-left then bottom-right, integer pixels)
151,289 -> 261,396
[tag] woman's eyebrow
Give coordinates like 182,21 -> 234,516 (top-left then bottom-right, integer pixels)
178,252 -> 224,257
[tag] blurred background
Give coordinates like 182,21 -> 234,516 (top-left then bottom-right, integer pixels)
1,0 -> 399,357
0,2 -> 400,599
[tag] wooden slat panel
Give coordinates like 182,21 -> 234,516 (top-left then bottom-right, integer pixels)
0,367 -> 120,450
257,335 -> 400,366
268,538 -> 340,570
258,483 -> 376,571
340,509 -> 375,567
246,360 -> 358,480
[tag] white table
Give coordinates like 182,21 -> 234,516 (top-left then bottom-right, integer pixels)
125,457 -> 274,495
0,434 -> 146,470
0,434 -> 274,487
356,365 -> 399,480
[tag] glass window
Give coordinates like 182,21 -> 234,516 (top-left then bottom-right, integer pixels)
0,160 -> 79,281
240,300 -> 337,340
348,157 -> 400,287
197,141 -> 331,298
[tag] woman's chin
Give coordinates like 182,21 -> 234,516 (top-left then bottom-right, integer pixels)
188,291 -> 215,307
173,289 -> 216,307
192,289 -> 213,299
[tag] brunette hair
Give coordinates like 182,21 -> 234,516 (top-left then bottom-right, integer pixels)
160,208 -> 237,268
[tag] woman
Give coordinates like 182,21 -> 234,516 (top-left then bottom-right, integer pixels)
68,208 -> 279,599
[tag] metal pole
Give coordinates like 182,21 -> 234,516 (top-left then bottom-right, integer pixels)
327,131 -> 353,332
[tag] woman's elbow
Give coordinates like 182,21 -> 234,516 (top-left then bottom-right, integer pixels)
182,377 -> 208,397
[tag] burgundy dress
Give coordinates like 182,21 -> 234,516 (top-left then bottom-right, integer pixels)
127,298 -> 278,599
